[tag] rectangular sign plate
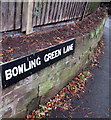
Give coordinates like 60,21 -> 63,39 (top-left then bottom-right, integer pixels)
0,39 -> 75,89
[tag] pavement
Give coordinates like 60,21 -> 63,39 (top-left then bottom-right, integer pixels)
46,16 -> 110,119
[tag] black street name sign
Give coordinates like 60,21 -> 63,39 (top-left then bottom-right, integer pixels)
0,39 -> 75,89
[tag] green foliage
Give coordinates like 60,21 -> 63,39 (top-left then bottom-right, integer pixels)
34,2 -> 46,16
39,104 -> 52,112
82,71 -> 87,76
79,75 -> 85,81
39,104 -> 47,112
88,2 -> 100,14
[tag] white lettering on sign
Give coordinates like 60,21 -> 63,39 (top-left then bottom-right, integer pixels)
24,62 -> 32,72
18,64 -> 24,74
44,49 -> 62,62
12,67 -> 18,77
5,57 -> 41,81
4,43 -> 74,81
2,40 -> 75,89
63,43 -> 73,54
5,69 -> 12,81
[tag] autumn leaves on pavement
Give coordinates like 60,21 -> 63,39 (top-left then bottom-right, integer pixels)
26,40 -> 105,119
